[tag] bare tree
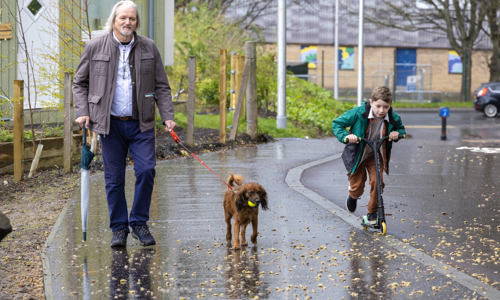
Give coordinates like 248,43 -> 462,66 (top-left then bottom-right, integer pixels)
366,0 -> 486,102
478,0 -> 500,81
176,0 -> 273,28
175,0 -> 316,29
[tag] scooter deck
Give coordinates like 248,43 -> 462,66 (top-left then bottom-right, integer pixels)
361,222 -> 381,230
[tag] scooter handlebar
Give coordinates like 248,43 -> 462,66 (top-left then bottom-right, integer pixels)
347,134 -> 406,144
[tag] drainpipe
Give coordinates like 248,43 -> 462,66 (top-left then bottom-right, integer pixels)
149,0 -> 154,40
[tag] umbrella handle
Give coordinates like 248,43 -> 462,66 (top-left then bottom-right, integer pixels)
83,127 -> 87,145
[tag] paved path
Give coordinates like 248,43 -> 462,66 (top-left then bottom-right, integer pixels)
43,113 -> 499,299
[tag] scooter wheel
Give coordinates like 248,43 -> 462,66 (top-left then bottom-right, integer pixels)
380,221 -> 387,236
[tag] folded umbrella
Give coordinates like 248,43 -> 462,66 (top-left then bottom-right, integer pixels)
81,127 -> 94,241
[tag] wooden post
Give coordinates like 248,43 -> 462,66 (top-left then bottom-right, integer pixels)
63,72 -> 73,173
245,42 -> 257,139
236,55 -> 245,118
187,56 -> 196,145
229,60 -> 250,141
219,49 -> 227,143
13,80 -> 24,182
229,52 -> 237,109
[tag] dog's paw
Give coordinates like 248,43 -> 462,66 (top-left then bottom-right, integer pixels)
233,244 -> 241,250
251,234 -> 257,244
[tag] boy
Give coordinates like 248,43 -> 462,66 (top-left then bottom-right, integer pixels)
332,86 -> 406,225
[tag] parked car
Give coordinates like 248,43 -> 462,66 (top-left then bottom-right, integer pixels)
474,82 -> 500,117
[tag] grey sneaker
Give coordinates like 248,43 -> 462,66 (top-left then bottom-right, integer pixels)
131,225 -> 156,246
346,195 -> 357,212
367,213 -> 377,225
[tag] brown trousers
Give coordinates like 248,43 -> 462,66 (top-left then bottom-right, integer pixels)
348,154 -> 385,214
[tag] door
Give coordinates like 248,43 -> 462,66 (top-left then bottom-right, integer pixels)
395,49 -> 417,89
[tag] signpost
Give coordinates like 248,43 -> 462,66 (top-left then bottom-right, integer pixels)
439,107 -> 450,140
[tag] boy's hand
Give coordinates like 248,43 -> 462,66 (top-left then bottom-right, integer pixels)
344,134 -> 359,144
389,131 -> 399,141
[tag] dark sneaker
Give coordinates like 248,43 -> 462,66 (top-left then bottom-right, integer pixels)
346,195 -> 358,212
0,227 -> 12,242
111,229 -> 128,248
0,211 -> 12,242
131,225 -> 156,246
367,213 -> 378,225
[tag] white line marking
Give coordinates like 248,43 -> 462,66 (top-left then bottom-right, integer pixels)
285,154 -> 500,299
462,139 -> 500,143
457,146 -> 500,154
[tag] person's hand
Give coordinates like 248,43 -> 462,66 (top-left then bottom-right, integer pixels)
75,116 -> 89,129
345,134 -> 359,144
389,131 -> 399,141
164,120 -> 176,132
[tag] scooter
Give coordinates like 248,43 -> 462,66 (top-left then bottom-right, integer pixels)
358,136 -> 389,235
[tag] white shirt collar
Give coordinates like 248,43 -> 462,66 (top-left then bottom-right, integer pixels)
368,107 -> 390,121
112,32 -> 135,47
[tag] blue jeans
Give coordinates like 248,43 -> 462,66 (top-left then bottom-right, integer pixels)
100,119 -> 156,232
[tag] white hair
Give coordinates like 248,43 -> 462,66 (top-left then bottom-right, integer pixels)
103,1 -> 140,32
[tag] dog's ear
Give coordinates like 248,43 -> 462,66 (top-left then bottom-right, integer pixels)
258,186 -> 268,210
227,173 -> 235,186
228,173 -> 244,188
235,189 -> 247,211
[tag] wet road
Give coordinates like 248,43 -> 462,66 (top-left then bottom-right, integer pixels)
43,110 -> 499,299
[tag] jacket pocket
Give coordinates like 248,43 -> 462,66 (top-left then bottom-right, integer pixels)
92,54 -> 110,76
88,95 -> 105,126
342,143 -> 360,173
141,54 -> 154,74
142,92 -> 155,123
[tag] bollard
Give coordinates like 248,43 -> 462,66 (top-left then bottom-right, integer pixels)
439,107 -> 450,140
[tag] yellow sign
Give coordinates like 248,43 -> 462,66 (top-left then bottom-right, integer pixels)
0,23 -> 12,40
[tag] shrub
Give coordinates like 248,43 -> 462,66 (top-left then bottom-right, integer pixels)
197,77 -> 219,106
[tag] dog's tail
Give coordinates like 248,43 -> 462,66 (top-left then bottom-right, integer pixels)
227,173 -> 244,190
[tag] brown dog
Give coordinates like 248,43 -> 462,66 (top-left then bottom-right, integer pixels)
223,174 -> 268,250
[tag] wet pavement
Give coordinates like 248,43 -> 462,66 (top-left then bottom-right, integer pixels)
43,110 -> 499,299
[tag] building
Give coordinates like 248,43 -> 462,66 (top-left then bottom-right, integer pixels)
0,0 -> 173,114
227,0 -> 492,101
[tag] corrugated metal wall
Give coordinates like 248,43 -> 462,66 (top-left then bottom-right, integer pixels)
0,0 -> 18,99
226,0 -> 492,50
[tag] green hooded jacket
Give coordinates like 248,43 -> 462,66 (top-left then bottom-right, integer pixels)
332,102 -> 406,175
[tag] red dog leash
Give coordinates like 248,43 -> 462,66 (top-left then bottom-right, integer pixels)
169,129 -> 232,190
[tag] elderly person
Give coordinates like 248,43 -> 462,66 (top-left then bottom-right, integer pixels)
73,0 -> 175,247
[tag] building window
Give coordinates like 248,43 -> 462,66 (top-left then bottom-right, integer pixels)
27,0 -> 42,16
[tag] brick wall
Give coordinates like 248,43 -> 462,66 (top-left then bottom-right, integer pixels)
283,44 -> 492,99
